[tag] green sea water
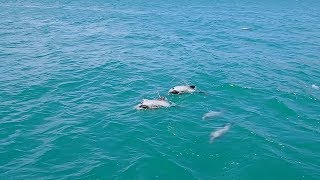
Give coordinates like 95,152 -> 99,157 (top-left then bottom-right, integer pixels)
0,0 -> 320,179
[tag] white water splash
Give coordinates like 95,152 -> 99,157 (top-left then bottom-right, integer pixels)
311,84 -> 319,90
241,27 -> 251,30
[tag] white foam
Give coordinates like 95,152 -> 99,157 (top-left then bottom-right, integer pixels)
311,84 -> 319,90
241,27 -> 250,30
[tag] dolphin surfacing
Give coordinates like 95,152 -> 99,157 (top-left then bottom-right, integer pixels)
135,97 -> 171,110
169,85 -> 196,94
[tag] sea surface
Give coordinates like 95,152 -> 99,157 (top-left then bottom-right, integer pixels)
0,0 -> 320,179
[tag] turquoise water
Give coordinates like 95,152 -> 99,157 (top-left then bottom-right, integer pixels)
1,0 -> 320,179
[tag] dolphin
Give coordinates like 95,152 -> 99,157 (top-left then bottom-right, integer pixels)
168,85 -> 196,94
135,97 -> 171,110
202,111 -> 222,120
210,123 -> 231,143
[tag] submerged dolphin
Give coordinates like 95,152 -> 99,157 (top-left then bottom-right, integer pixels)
135,97 -> 171,110
202,111 -> 222,120
210,123 -> 231,143
168,85 -> 196,94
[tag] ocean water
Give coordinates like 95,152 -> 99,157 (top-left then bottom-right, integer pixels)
0,0 -> 320,179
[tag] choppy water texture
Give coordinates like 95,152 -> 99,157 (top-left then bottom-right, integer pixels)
1,0 -> 320,179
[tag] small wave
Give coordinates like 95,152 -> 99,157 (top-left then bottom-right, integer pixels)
265,98 -> 298,116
